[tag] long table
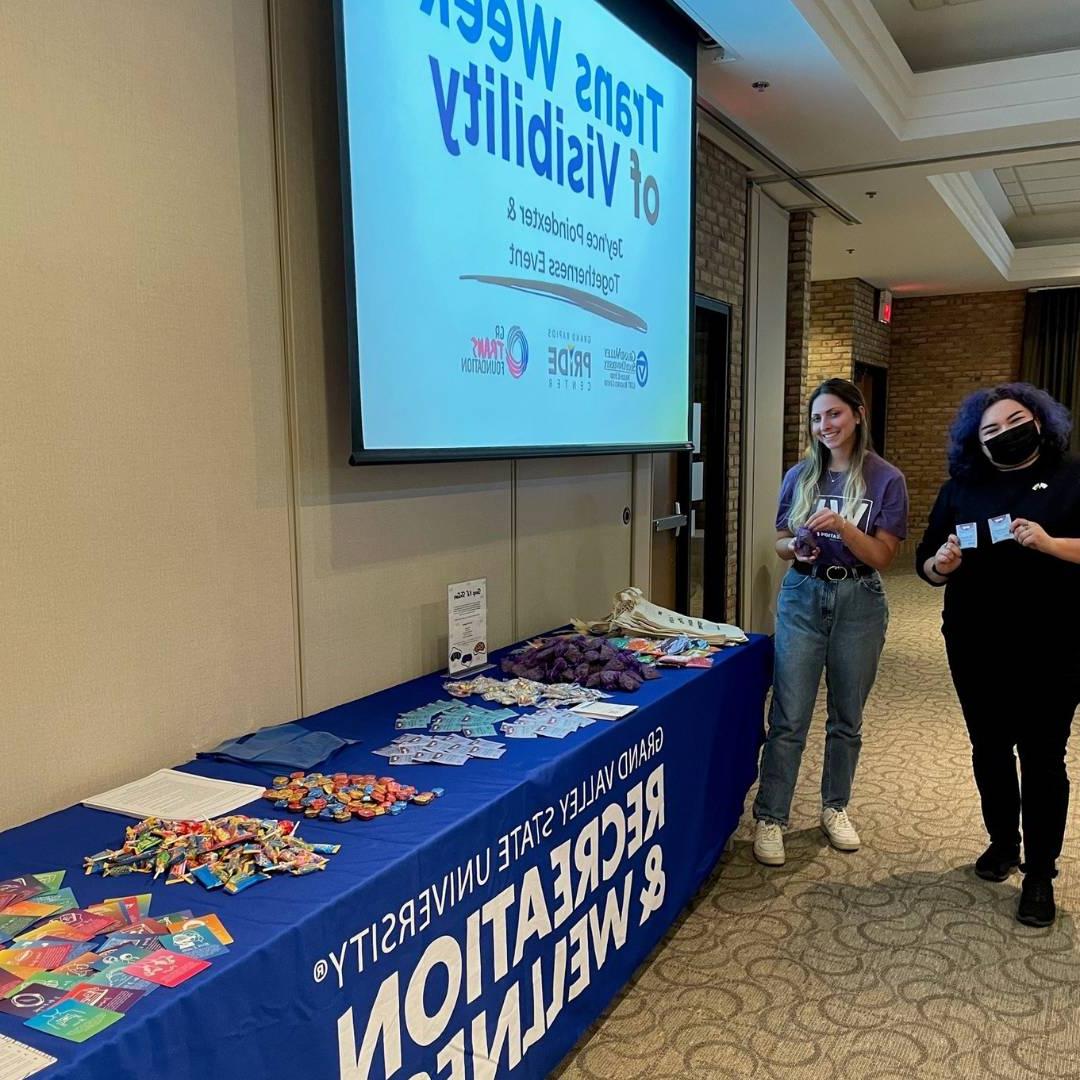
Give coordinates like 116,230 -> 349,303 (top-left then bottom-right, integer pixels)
0,635 -> 772,1079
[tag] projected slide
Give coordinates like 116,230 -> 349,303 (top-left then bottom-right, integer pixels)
337,0 -> 693,456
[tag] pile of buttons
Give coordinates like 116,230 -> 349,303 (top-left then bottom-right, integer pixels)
84,815 -> 340,893
263,772 -> 444,822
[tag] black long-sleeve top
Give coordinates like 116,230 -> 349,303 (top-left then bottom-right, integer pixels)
915,453 -> 1080,665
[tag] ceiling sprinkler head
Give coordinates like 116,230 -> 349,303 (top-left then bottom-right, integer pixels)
751,80 -> 770,92
865,191 -> 877,198
846,248 -> 855,255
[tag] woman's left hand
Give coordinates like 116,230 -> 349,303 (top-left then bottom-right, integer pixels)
806,508 -> 847,537
1012,517 -> 1053,552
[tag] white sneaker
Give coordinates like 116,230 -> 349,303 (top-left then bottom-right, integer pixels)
754,820 -> 785,866
822,807 -> 860,851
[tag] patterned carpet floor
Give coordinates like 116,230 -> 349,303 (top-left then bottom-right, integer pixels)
555,571 -> 1080,1079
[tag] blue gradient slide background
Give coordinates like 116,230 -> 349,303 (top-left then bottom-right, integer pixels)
340,0 -> 692,450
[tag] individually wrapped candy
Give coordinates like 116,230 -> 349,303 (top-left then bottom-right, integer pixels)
84,815 -> 340,895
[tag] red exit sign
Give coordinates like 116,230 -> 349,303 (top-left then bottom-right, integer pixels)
876,288 -> 893,325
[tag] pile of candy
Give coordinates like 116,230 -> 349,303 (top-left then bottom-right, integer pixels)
84,816 -> 339,893
501,635 -> 660,692
611,635 -> 718,668
263,772 -> 443,821
446,675 -> 606,708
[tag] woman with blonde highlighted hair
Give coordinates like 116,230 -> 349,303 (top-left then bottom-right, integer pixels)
753,378 -> 909,867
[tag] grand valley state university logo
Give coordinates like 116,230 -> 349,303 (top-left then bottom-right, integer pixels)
636,350 -> 648,387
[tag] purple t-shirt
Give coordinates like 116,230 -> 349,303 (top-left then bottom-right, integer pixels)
776,452 -> 909,567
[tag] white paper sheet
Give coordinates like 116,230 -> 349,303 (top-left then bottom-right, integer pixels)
0,1034 -> 56,1080
570,702 -> 638,720
82,769 -> 265,820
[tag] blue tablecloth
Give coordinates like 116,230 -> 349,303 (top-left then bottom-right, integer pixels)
0,635 -> 772,1079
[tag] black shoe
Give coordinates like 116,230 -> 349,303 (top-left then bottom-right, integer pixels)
974,844 -> 1021,882
1017,875 -> 1056,927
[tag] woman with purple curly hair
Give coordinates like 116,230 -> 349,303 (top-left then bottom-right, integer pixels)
916,382 -> 1080,927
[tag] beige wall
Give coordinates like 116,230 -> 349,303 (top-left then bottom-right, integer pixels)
0,0 -> 638,829
741,190 -> 790,635
1,0 -> 300,828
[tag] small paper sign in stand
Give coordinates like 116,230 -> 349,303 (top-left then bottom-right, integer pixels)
447,577 -> 493,677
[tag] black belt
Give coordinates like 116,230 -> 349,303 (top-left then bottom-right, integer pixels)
793,561 -> 873,581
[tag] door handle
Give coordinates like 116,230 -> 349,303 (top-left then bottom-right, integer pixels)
653,502 -> 688,537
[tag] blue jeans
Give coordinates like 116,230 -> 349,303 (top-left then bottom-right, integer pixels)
753,566 -> 889,826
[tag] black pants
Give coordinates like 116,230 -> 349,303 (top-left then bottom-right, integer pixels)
945,632 -> 1080,877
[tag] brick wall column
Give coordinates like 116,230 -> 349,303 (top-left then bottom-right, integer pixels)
783,212 -> 814,470
695,135 -> 749,621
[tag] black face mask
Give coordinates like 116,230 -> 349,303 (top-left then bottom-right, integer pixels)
983,419 -> 1041,467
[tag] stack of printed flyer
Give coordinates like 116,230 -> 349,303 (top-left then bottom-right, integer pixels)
574,587 -> 747,646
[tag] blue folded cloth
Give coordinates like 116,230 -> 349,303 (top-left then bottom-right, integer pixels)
198,724 -> 358,770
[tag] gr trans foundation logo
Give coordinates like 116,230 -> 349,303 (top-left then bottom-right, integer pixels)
463,324 -> 528,378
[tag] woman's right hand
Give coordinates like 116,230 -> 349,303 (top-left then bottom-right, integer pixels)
935,534 -> 963,575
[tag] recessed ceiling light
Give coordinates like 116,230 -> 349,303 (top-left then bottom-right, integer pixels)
751,81 -> 770,92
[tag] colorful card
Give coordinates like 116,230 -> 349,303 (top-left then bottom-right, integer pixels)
160,925 -> 229,960
0,982 -> 69,1018
0,943 -> 76,971
161,913 -> 232,945
85,967 -> 158,994
92,944 -> 161,970
24,999 -> 124,1042
122,950 -> 210,987
39,910 -> 119,941
31,939 -> 94,959
461,722 -> 498,738
51,956 -> 100,979
0,967 -> 23,997
64,981 -> 146,1013
13,972 -> 82,992
113,917 -> 168,937
0,916 -> 36,945
104,894 -> 152,921
156,910 -> 194,926
0,878 -> 45,913
30,872 -> 66,892
389,753 -> 420,766
394,716 -> 431,730
99,931 -> 158,952
7,888 -> 78,918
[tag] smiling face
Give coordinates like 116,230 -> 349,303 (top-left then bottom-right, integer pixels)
978,398 -> 1035,444
979,398 -> 1041,467
810,393 -> 861,458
